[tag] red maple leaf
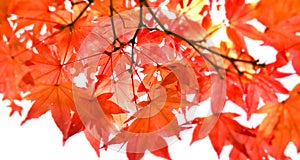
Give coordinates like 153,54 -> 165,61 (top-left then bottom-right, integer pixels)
21,42 -> 76,138
225,68 -> 289,118
255,83 -> 300,158
254,0 -> 300,76
0,36 -> 33,115
225,0 -> 263,52
191,113 -> 256,159
8,0 -> 64,33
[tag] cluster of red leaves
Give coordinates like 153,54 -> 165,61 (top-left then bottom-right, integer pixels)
190,0 -> 300,159
0,0 -> 300,159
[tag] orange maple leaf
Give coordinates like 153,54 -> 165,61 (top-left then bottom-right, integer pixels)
22,82 -> 75,138
225,0 -> 263,52
105,69 -> 194,159
8,0 -> 64,33
191,113 -> 256,158
22,42 -> 76,138
254,0 -> 300,27
225,69 -> 289,118
0,0 -> 10,23
0,37 -> 33,116
254,0 -> 300,76
256,83 -> 300,158
91,0 -> 132,17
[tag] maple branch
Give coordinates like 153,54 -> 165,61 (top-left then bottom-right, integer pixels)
193,41 -> 266,73
109,0 -> 131,48
110,0 -> 122,45
71,1 -> 92,25
141,1 -> 265,77
142,2 -> 225,78
62,0 -> 94,30
73,0 -> 268,104
127,4 -> 150,107
71,1 -> 88,6
128,2 -> 144,70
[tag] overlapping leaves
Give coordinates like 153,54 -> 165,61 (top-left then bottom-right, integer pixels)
0,0 -> 300,160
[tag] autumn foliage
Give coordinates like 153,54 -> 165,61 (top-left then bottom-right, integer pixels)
0,0 -> 300,159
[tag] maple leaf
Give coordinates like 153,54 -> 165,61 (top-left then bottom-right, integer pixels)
254,0 -> 300,27
254,0 -> 300,76
229,129 -> 273,160
127,75 -> 184,135
97,93 -> 128,120
191,116 -> 272,160
105,70 -> 191,159
52,15 -> 97,54
96,50 -> 125,80
85,129 -> 101,157
290,50 -> 300,76
225,72 -> 245,109
27,43 -> 74,84
181,49 -> 212,102
21,42 -> 76,138
9,0 -> 62,18
136,61 -> 198,113
138,64 -> 172,90
225,0 -> 263,52
107,133 -> 172,160
191,113 -> 256,159
0,20 -> 13,39
3,0 -> 300,159
73,85 -> 134,156
244,71 -> 289,117
225,69 -> 289,118
22,82 -> 75,138
0,37 -> 32,103
73,87 -> 127,137
63,112 -> 84,143
8,101 -> 23,117
136,28 -> 165,46
255,83 -> 300,158
91,0 -> 132,16
8,0 -> 64,33
256,14 -> 300,73
65,111 -> 113,158
264,62 -> 293,79
259,15 -> 300,51
0,0 -> 10,23
126,134 -> 171,160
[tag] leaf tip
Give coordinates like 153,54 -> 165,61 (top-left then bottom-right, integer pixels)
8,102 -> 23,117
20,119 -> 27,126
20,115 -> 31,126
62,137 -> 68,146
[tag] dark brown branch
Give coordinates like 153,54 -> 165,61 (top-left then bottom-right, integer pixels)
141,0 -> 264,78
61,0 -> 93,30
